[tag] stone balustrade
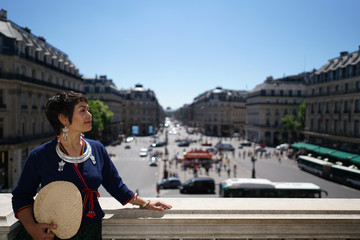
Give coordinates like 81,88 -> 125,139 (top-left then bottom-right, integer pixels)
1,194 -> 360,240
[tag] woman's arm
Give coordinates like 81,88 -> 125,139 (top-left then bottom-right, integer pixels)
17,207 -> 57,240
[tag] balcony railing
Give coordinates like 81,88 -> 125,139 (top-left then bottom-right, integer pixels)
1,194 -> 360,239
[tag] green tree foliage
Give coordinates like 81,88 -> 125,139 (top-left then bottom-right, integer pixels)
281,114 -> 301,143
85,100 -> 114,140
298,101 -> 306,128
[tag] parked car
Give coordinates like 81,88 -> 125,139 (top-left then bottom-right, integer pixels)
276,143 -> 290,151
125,136 -> 135,143
139,148 -> 148,157
215,142 -> 235,151
201,142 -> 212,146
157,177 -> 182,189
241,141 -> 252,147
149,156 -> 158,166
178,141 -> 190,147
179,177 -> 215,194
151,141 -> 166,147
124,145 -> 131,149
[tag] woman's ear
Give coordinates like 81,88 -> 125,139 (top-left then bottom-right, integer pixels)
58,114 -> 68,127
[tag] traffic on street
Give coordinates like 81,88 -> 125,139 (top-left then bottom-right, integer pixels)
99,118 -> 360,199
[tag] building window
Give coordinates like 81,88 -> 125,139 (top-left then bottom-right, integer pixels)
326,102 -> 330,113
355,120 -> 360,137
317,119 -> 322,132
334,120 -> 338,133
297,90 -> 302,96
310,119 -> 314,131
355,100 -> 360,113
334,102 -> 339,113
0,118 -> 3,138
325,119 -> 329,132
356,81 -> 360,90
343,120 -> 348,135
344,101 -> 349,113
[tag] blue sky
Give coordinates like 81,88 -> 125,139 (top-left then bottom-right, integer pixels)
2,0 -> 360,110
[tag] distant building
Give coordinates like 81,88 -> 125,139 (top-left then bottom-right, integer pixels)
245,74 -> 307,146
83,75 -> 126,143
191,86 -> 247,137
122,83 -> 164,136
304,48 -> 360,154
0,9 -> 82,189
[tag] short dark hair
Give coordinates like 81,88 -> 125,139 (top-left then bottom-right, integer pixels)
45,91 -> 88,135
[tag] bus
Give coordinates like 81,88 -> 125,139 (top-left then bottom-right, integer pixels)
219,178 -> 327,198
329,164 -> 360,189
297,155 -> 360,189
297,155 -> 332,178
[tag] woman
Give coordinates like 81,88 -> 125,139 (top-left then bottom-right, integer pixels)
12,91 -> 172,240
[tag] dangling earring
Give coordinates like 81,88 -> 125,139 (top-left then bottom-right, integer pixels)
62,126 -> 69,141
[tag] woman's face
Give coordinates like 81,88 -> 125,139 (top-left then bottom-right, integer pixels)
69,101 -> 92,133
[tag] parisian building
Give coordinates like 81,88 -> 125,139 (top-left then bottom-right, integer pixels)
190,86 -> 247,137
121,83 -> 164,136
0,9 -> 83,189
83,75 -> 126,144
304,48 -> 360,154
245,74 -> 307,146
0,10 -> 165,190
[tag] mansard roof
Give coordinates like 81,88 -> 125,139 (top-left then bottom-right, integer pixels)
316,48 -> 360,74
0,11 -> 78,72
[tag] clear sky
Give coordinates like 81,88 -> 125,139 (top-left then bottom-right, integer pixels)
2,0 -> 360,110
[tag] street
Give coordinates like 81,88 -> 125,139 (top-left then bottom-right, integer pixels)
99,120 -> 360,199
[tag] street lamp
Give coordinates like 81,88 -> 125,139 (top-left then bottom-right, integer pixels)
251,156 -> 256,178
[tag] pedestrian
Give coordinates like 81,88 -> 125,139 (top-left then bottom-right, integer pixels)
233,164 -> 237,177
12,91 -> 172,240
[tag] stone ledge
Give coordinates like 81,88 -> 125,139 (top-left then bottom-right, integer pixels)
100,198 -> 360,239
2,194 -> 360,239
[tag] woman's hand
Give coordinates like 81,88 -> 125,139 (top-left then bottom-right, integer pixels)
27,223 -> 57,240
18,207 -> 57,240
144,200 -> 172,211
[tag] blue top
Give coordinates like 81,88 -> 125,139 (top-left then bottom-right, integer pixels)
12,138 -> 134,227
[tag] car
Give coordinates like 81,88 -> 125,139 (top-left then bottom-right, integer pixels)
157,177 -> 182,189
241,141 -> 252,147
276,143 -> 290,151
255,145 -> 266,152
149,156 -> 158,166
124,145 -> 131,149
139,148 -> 148,157
177,141 -> 190,147
151,141 -> 166,147
215,142 -> 235,151
201,142 -> 212,146
179,177 -> 215,194
125,136 -> 135,143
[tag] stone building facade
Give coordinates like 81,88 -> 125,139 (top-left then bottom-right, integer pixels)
121,83 -> 164,136
304,49 -> 360,154
83,75 -> 126,143
0,10 -> 82,189
190,86 -> 247,137
245,74 -> 307,146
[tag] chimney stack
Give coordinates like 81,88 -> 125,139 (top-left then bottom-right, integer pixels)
0,9 -> 7,20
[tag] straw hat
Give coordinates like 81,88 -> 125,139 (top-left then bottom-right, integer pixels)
34,181 -> 83,239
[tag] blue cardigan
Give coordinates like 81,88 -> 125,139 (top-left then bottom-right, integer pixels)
12,138 -> 134,227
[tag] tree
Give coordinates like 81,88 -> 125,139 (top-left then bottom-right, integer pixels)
298,101 -> 306,128
85,100 -> 114,140
281,114 -> 301,143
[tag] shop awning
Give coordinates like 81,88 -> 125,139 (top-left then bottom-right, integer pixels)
291,142 -> 319,151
